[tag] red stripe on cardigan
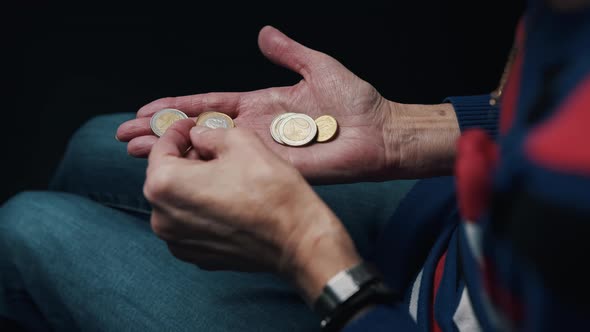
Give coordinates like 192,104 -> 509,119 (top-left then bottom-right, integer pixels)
526,75 -> 590,175
431,251 -> 447,332
456,130 -> 498,221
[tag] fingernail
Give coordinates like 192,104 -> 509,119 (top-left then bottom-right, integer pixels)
191,125 -> 210,135
115,134 -> 120,142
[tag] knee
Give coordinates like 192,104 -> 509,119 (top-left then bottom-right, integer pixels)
63,113 -> 134,162
73,113 -> 133,140
0,192 -> 69,248
0,192 -> 112,287
49,113 -> 138,191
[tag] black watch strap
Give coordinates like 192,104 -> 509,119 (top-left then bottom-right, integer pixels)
314,262 -> 378,318
313,263 -> 398,332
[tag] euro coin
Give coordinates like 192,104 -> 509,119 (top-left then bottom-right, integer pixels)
195,111 -> 235,129
269,113 -> 296,144
278,113 -> 318,146
150,108 -> 189,137
314,115 -> 338,142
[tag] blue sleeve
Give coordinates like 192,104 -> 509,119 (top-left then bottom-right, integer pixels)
444,94 -> 499,139
342,305 -> 418,332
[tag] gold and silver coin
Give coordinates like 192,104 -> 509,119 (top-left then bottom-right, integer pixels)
269,113 -> 296,144
314,115 -> 338,142
150,108 -> 189,137
196,111 -> 235,129
278,113 -> 318,146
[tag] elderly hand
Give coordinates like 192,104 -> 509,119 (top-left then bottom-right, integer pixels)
144,119 -> 361,302
117,25 -> 445,183
119,25 -> 460,183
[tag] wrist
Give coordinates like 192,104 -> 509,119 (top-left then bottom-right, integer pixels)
279,191 -> 361,304
292,223 -> 362,304
313,264 -> 397,332
381,100 -> 460,179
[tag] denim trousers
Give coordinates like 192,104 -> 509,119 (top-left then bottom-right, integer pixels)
0,113 -> 417,332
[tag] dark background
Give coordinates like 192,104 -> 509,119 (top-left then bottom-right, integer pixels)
1,1 -> 525,203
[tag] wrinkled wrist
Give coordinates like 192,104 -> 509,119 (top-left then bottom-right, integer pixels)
381,100 -> 460,179
278,192 -> 361,304
292,231 -> 362,305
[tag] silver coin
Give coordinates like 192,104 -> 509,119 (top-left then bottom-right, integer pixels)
204,118 -> 229,128
278,113 -> 318,147
195,111 -> 235,129
150,108 -> 189,137
269,113 -> 296,144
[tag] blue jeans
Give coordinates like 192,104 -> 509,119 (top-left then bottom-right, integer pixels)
0,114 -> 416,331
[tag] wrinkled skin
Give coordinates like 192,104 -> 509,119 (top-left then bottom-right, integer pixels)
117,26 -> 396,183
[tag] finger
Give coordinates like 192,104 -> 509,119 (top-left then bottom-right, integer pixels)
166,242 -> 263,272
185,147 -> 200,160
116,118 -> 153,142
172,215 -> 239,242
150,208 -> 209,241
149,119 -> 196,164
165,243 -> 227,270
257,25 -> 326,78
127,135 -> 158,158
189,125 -> 230,160
137,92 -> 242,118
116,116 -> 198,142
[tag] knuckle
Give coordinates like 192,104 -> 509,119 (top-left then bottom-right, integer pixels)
192,93 -> 211,109
144,165 -> 175,202
150,216 -> 175,241
200,93 -> 223,109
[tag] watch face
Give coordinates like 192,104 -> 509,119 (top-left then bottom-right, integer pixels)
313,263 -> 377,317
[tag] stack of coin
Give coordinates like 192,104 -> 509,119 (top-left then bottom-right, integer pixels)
270,113 -> 338,146
150,109 -> 235,137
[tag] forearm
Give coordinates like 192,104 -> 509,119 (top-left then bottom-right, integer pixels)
286,203 -> 362,304
379,93 -> 501,180
382,100 -> 460,179
285,191 -> 419,331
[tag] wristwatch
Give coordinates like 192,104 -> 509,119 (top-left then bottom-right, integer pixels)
313,262 -> 398,331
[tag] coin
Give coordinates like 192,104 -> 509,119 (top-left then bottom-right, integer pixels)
278,113 -> 318,146
196,111 -> 235,129
269,113 -> 296,144
150,108 -> 189,137
314,115 -> 338,142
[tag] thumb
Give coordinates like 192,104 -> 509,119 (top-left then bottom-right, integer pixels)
190,126 -> 229,160
258,25 -> 325,78
149,118 -> 196,164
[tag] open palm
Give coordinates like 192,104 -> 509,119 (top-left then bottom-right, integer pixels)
117,26 -> 394,183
